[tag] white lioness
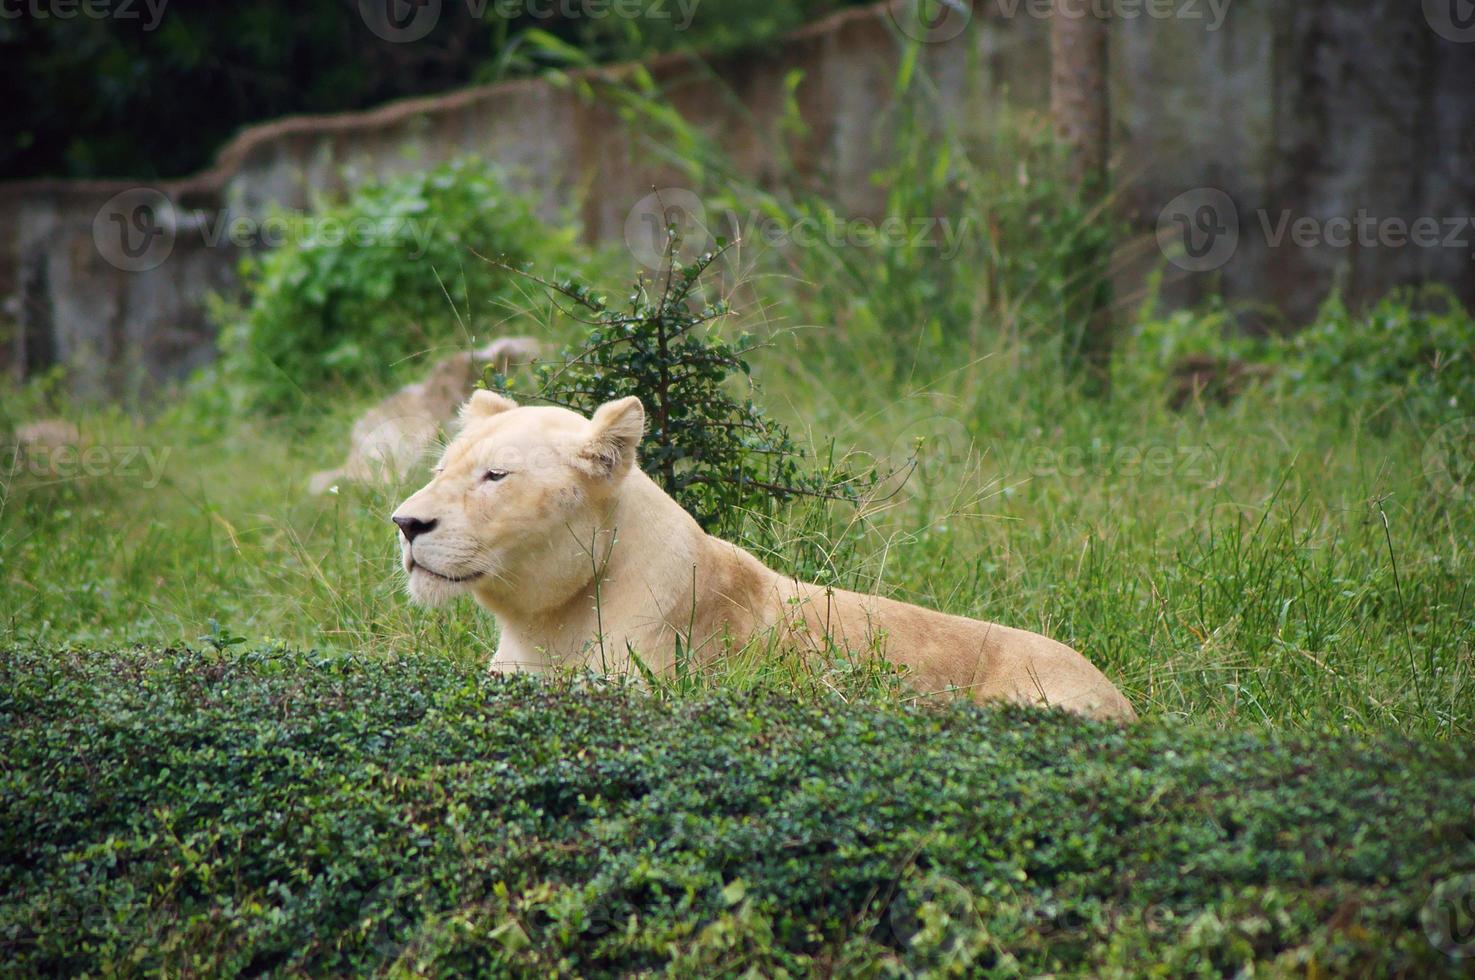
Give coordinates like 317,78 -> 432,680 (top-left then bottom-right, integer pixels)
393,392 -> 1136,721
309,338 -> 539,495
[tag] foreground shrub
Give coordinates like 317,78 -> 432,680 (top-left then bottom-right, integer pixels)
2,648 -> 1472,976
213,158 -> 580,412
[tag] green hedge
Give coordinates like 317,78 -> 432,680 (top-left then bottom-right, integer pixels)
2,648 -> 1472,976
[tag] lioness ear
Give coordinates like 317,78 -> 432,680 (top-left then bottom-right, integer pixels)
460,389 -> 518,423
578,396 -> 645,479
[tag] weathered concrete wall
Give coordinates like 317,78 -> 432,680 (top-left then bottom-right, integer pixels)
1,0 -> 1471,398
1,3 -> 1050,398
1114,0 -> 1475,327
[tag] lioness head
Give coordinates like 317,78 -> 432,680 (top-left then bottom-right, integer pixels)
390,391 -> 645,608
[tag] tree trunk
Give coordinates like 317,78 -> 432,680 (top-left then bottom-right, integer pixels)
1050,1 -> 1110,189
1050,0 -> 1114,387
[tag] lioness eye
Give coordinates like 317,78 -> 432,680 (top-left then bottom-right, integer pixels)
483,470 -> 509,483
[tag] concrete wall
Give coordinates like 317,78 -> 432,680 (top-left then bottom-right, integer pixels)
2,0 -> 1471,399
1113,0 -> 1475,325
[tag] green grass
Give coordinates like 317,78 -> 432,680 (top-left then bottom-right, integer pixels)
3,647 -> 1472,977
3,312 -> 1471,738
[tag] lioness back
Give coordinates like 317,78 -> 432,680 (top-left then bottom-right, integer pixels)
697,537 -> 1135,721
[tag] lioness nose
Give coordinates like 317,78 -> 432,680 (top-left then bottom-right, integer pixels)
392,515 -> 437,542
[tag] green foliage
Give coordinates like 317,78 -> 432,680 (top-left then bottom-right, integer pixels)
215,159 -> 578,412
1114,285 -> 1475,423
789,106 -> 1119,377
2,647 -> 1471,977
498,238 -> 873,531
0,368 -> 66,439
576,49 -> 1121,387
1276,288 -> 1475,422
1109,292 -> 1267,404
